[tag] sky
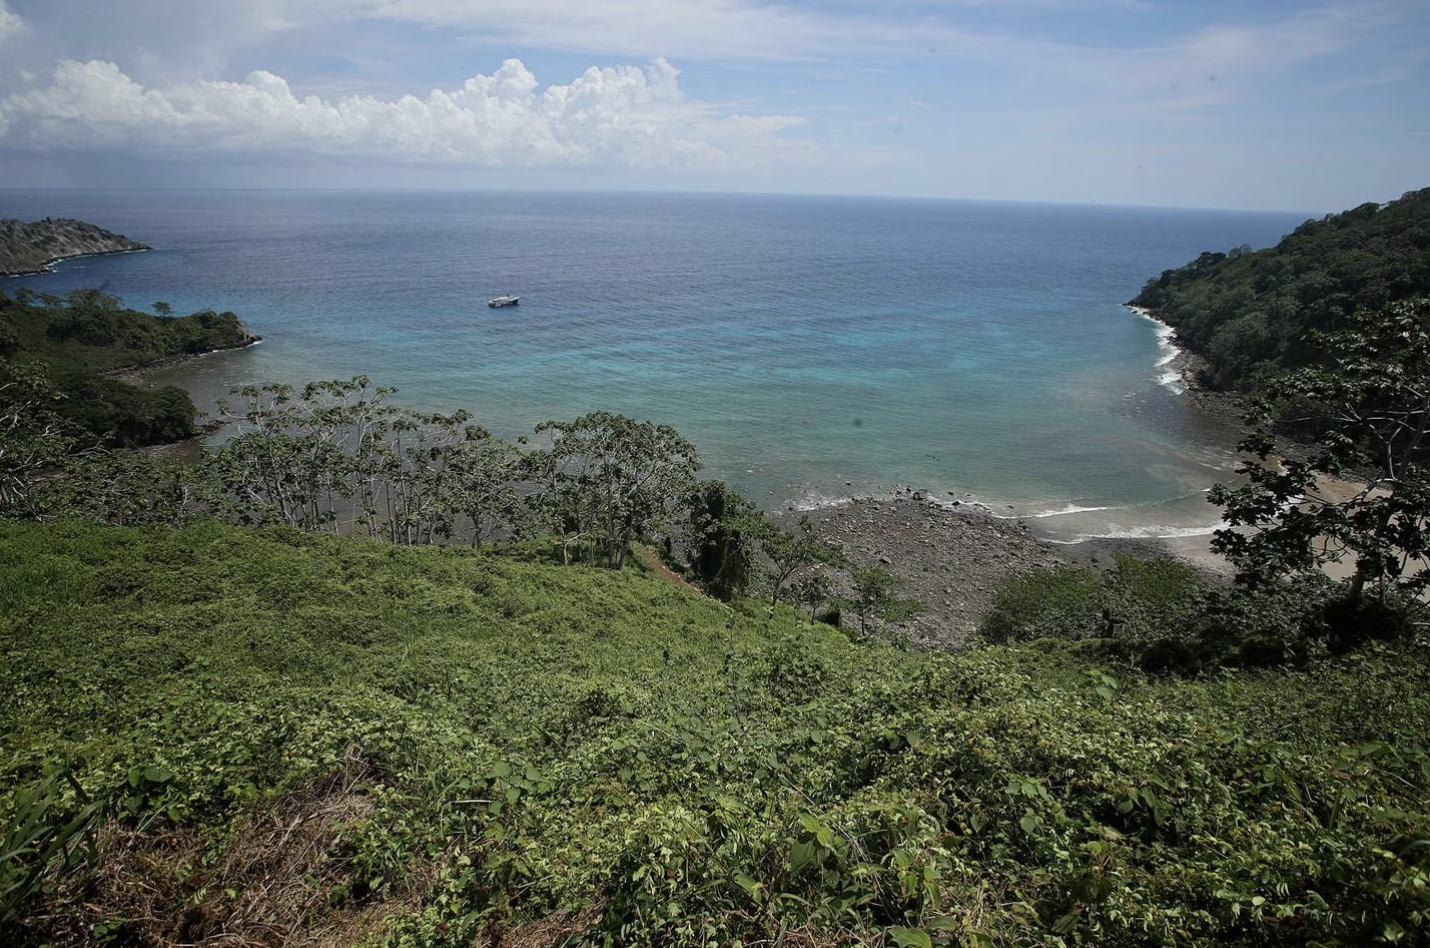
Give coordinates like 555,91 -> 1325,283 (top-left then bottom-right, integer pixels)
0,0 -> 1425,211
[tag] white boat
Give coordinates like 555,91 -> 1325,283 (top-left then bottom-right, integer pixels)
487,293 -> 520,308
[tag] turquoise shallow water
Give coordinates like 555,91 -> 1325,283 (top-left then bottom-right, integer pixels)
0,190 -> 1308,541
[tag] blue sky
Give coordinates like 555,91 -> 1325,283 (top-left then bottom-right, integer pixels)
0,0 -> 1425,210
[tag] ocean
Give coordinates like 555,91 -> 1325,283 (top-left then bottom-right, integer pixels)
0,189 -> 1309,543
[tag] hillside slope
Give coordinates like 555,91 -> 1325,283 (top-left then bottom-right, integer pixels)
1131,187 -> 1430,391
2,520 -> 1426,946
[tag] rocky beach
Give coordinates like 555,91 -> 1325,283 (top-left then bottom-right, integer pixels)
790,493 -> 1235,651
786,309 -> 1252,650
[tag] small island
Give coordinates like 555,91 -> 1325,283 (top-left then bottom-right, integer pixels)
0,217 -> 151,277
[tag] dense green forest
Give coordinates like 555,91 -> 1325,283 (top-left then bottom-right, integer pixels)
0,287 -> 257,447
2,269 -> 1428,945
1130,187 -> 1430,392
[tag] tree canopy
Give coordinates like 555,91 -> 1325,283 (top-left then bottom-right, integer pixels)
1210,297 -> 1430,647
1131,187 -> 1430,392
0,288 -> 258,448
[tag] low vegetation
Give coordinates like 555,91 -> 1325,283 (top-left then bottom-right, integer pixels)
2,521 -> 1426,947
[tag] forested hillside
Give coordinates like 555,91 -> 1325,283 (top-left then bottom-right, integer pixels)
1130,187 -> 1430,391
0,288 -> 258,447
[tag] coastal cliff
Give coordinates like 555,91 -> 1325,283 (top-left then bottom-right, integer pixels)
0,217 -> 150,277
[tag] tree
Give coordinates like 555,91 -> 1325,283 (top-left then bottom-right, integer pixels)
0,363 -> 80,516
683,479 -> 761,600
0,320 -> 19,361
794,571 -> 835,621
1210,298 -> 1430,639
848,565 -> 922,637
212,377 -> 402,534
446,426 -> 524,547
759,515 -> 844,607
530,412 -> 701,568
384,409 -> 473,546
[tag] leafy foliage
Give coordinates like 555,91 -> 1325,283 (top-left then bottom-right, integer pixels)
0,363 -> 78,516
1,365 -> 875,608
848,564 -> 923,637
981,556 -> 1206,648
1131,187 -> 1430,392
1,288 -> 255,373
1211,298 -> 1430,647
759,514 -> 846,607
1,769 -> 100,930
529,411 -> 701,568
974,555 -> 1346,674
682,478 -> 761,600
0,288 -> 257,449
1,520 -> 1426,946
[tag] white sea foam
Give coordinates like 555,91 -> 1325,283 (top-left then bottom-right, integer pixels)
789,492 -> 855,512
1159,368 -> 1186,395
1076,524 -> 1219,540
1029,503 -> 1116,519
1129,304 -> 1186,394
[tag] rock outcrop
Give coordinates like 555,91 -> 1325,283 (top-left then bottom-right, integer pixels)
0,218 -> 150,277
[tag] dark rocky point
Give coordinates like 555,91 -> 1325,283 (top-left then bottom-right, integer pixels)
0,217 -> 151,277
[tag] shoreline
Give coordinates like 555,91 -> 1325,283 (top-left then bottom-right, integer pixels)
792,304 -> 1386,650
786,305 -> 1257,648
100,337 -> 264,386
98,294 -> 1296,643
788,494 -> 1232,652
0,246 -> 151,280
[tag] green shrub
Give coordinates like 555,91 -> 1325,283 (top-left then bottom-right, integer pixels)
1,770 -> 100,930
2,521 -> 1427,946
980,565 -> 1104,644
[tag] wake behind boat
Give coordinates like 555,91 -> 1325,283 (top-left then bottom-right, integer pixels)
488,293 -> 519,308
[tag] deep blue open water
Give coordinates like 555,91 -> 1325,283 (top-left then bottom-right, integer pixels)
1,190 -> 1308,542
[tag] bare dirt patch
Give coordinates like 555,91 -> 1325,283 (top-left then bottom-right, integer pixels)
44,756 -> 419,948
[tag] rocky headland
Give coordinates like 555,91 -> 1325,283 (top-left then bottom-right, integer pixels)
0,217 -> 150,277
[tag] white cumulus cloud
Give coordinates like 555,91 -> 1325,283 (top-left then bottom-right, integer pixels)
0,0 -> 26,43
0,56 -> 807,172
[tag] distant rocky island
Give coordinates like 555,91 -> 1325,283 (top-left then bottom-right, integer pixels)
0,217 -> 150,277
